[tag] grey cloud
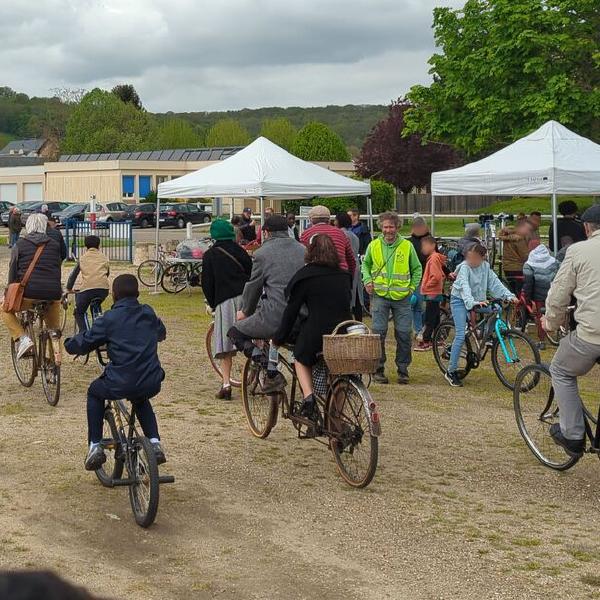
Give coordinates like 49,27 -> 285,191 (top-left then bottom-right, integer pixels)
0,0 -> 463,111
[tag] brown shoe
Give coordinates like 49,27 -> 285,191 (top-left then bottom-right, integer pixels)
397,373 -> 410,385
413,341 -> 432,352
215,386 -> 232,400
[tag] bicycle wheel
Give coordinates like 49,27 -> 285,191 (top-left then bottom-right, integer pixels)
513,364 -> 578,470
95,407 -> 125,486
241,358 -> 278,438
491,328 -> 541,391
161,263 -> 188,294
127,435 -> 159,528
545,328 -> 565,347
327,378 -> 378,488
137,259 -> 163,287
205,322 -> 244,388
40,334 -> 60,406
11,321 -> 36,387
432,319 -> 473,380
59,296 -> 69,333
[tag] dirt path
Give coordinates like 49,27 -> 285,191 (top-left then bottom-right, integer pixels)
1,284 -> 599,599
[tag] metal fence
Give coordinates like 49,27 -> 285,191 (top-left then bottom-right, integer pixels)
64,220 -> 133,262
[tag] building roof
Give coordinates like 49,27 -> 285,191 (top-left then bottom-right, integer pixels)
58,146 -> 244,163
0,155 -> 46,168
0,138 -> 47,156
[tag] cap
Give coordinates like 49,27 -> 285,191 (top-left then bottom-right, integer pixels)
308,205 -> 331,220
242,207 -> 252,213
581,204 -> 600,224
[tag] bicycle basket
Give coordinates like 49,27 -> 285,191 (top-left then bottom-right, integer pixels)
323,320 -> 381,375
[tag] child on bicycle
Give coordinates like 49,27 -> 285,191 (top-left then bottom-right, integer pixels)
522,240 -> 559,345
415,235 -> 446,352
66,235 -> 110,333
64,274 -> 167,471
446,243 -> 517,387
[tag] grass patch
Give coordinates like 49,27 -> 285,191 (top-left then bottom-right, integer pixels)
569,549 -> 595,563
511,537 -> 542,548
0,403 -> 25,416
582,575 -> 600,587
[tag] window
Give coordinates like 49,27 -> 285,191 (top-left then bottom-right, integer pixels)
156,175 -> 168,186
122,175 -> 135,198
139,175 -> 151,199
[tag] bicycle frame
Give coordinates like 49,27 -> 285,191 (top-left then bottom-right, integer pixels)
468,304 -> 519,364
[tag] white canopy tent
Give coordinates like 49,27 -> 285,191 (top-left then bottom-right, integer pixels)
430,120 -> 600,251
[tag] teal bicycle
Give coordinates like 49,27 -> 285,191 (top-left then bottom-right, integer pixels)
432,299 -> 541,390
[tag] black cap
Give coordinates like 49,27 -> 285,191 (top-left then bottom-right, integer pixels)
581,204 -> 600,224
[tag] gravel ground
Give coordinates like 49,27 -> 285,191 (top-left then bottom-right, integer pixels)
0,261 -> 599,600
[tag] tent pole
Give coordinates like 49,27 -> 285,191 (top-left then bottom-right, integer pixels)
151,195 -> 161,295
430,194 -> 436,236
367,195 -> 374,236
551,193 -> 558,255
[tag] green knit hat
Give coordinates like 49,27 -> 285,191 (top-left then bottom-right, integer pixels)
210,218 -> 235,241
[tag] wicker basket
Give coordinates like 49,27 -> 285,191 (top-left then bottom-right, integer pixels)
323,320 -> 382,375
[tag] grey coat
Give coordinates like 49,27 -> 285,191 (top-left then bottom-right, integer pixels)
343,228 -> 364,308
236,232 -> 306,339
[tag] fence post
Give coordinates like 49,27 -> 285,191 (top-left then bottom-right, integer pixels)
186,222 -> 193,239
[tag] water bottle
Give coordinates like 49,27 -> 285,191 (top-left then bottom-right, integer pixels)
267,343 -> 279,379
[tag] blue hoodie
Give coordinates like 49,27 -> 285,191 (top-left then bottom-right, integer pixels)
451,261 -> 515,309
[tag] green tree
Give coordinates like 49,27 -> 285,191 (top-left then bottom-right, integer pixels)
260,117 -> 297,150
369,180 -> 396,214
405,0 -> 600,155
155,118 -> 203,149
292,122 -> 351,161
62,88 -> 155,153
112,84 -> 143,110
205,119 -> 251,147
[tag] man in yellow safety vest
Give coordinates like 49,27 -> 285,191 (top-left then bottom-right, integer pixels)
361,211 -> 423,384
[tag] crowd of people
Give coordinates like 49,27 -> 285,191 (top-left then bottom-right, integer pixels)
2,200 -> 599,473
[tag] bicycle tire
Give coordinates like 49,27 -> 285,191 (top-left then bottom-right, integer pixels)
95,408 -> 125,486
59,297 -> 69,333
137,260 -> 164,288
241,358 -> 278,439
40,334 -> 60,406
205,322 -> 243,388
491,328 -> 541,391
432,319 -> 473,380
128,435 -> 160,528
513,364 -> 578,471
327,378 -> 378,488
161,263 -> 188,294
11,320 -> 36,387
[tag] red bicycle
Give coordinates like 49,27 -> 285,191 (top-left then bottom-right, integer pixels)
513,291 -> 566,347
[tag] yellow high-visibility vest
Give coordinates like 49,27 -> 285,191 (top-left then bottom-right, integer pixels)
371,237 -> 412,300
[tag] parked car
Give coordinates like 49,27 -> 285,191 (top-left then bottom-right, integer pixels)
1,200 -> 40,227
0,201 -> 15,226
20,201 -> 71,224
125,203 -> 156,228
159,203 -> 211,228
85,201 -> 129,223
54,202 -> 105,227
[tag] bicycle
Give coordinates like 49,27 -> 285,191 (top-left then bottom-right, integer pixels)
137,245 -> 177,288
478,213 -> 514,272
161,259 -> 203,294
513,292 -> 570,348
206,321 -> 245,387
94,398 -> 175,527
241,344 -> 381,488
514,362 -> 600,471
11,301 -> 61,406
432,299 -> 541,390
63,291 -> 109,366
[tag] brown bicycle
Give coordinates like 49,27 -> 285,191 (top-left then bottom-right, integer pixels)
241,346 -> 381,488
11,301 -> 61,406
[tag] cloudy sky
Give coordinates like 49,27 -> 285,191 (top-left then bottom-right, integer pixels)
0,0 -> 463,113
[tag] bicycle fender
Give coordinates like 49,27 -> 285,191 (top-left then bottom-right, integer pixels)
333,377 -> 382,437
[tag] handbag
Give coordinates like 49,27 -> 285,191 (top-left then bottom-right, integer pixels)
3,242 -> 47,313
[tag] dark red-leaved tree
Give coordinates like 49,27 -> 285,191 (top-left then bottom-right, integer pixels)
356,99 -> 462,194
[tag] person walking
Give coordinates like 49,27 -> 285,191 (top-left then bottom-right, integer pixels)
8,206 -> 22,248
543,205 -> 600,457
201,219 -> 252,400
361,211 -> 422,385
409,216 -> 430,342
300,205 -> 356,274
335,212 -> 364,321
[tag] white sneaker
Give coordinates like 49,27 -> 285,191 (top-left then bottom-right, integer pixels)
16,335 -> 34,359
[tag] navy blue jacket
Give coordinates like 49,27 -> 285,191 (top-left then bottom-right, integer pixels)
64,297 -> 166,396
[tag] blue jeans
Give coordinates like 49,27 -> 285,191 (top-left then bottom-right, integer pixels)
411,285 -> 423,334
9,231 -> 19,247
449,296 -> 468,373
371,294 -> 412,376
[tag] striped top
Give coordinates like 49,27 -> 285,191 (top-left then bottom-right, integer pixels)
300,223 -> 356,273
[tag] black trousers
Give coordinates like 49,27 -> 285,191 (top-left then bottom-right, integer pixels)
352,296 -> 363,322
87,377 -> 160,443
504,271 -> 523,296
422,300 -> 441,343
74,289 -> 109,332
